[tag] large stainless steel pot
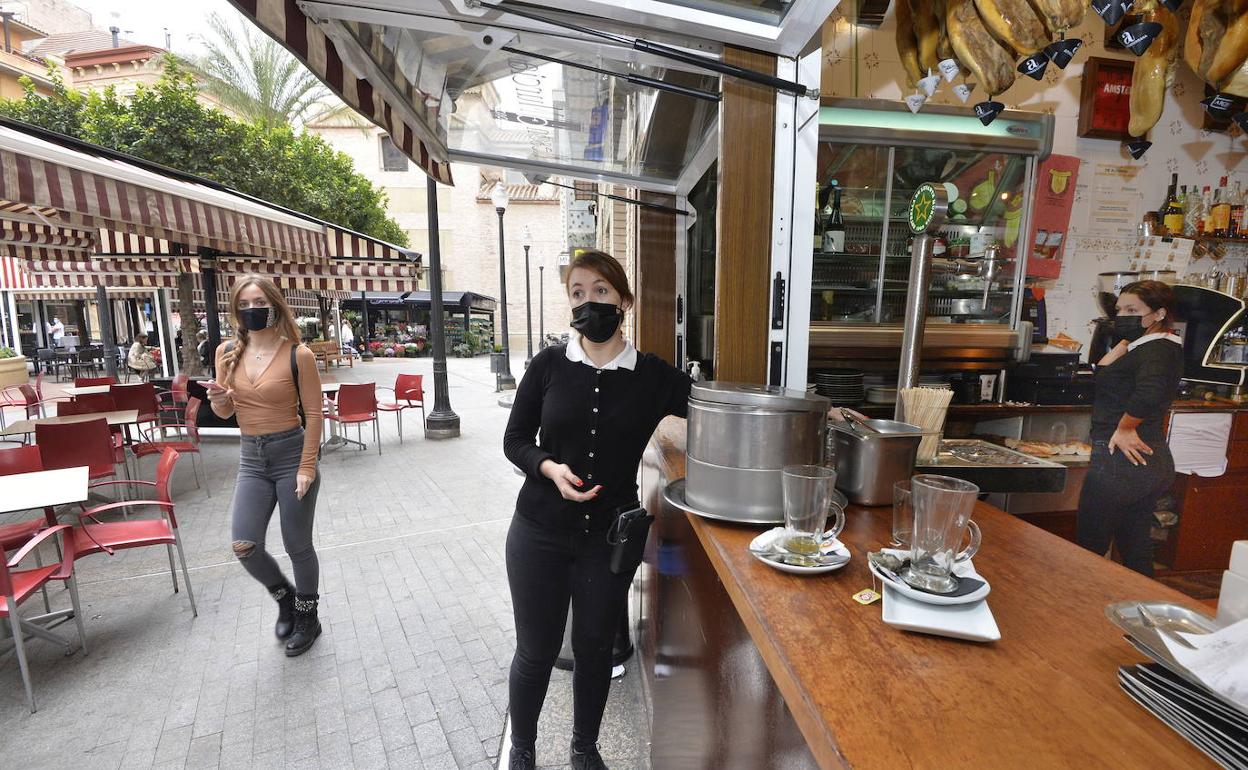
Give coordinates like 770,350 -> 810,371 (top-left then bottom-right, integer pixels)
684,382 -> 829,524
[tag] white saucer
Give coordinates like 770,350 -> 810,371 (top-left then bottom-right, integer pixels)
881,584 -> 1000,642
867,548 -> 991,606
748,527 -> 850,575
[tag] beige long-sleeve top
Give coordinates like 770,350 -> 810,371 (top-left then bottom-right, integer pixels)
212,341 -> 323,478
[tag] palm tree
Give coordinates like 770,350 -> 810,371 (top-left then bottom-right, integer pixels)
194,12 -> 328,126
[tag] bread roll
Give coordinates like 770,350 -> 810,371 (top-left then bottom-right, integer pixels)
973,0 -> 1049,55
1128,0 -> 1179,138
947,0 -> 1017,95
895,0 -> 925,89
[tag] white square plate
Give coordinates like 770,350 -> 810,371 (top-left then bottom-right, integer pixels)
881,584 -> 1001,643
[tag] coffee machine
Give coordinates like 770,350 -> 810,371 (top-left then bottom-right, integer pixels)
1089,271 -> 1139,363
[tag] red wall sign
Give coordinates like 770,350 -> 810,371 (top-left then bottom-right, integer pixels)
1027,154 -> 1081,279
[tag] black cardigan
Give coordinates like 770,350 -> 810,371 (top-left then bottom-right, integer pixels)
503,344 -> 692,532
1090,337 -> 1184,444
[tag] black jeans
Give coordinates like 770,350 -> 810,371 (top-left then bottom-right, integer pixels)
1075,439 -> 1174,576
505,512 -> 634,751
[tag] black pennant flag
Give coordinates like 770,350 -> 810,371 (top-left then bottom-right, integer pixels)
1045,38 -> 1083,69
1092,0 -> 1134,26
1202,93 -> 1237,120
1018,52 -> 1050,80
1117,22 -> 1162,56
975,101 -> 1005,126
1233,113 -> 1248,133
1126,139 -> 1152,159
1160,0 -> 1183,10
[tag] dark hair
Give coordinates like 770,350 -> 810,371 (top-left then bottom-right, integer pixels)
1120,280 -> 1175,330
565,250 -> 635,309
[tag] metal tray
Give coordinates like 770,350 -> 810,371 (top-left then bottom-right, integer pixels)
663,477 -> 847,525
915,439 -> 1067,493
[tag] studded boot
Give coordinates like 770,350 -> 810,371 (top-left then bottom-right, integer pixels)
570,742 -> 609,770
284,593 -> 322,657
268,580 -> 296,640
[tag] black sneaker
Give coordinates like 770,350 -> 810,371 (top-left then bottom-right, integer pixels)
570,743 -> 609,770
509,745 -> 536,770
284,594 -> 321,657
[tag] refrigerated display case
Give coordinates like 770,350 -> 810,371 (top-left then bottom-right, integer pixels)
809,99 -> 1053,370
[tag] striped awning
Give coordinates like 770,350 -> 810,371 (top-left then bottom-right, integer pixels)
12,287 -> 151,301
218,257 -> 420,294
18,258 -> 180,289
228,0 -> 452,186
0,123 -> 327,261
0,254 -> 30,289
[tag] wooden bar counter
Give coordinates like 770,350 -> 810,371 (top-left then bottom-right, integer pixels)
636,417 -> 1213,769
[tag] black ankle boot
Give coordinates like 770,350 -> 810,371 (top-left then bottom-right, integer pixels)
268,581 -> 296,640
570,742 -> 608,770
508,744 -> 535,770
284,594 -> 321,657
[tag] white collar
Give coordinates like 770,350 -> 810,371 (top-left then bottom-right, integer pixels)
1127,332 -> 1183,351
565,334 -> 637,371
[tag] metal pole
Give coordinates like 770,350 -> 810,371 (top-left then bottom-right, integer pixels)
496,207 -> 516,389
523,243 -> 534,366
424,176 -> 460,438
895,233 -> 934,421
538,265 -> 545,349
95,285 -> 119,380
201,257 -> 222,375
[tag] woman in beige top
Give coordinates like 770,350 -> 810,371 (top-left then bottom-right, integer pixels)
207,276 -> 325,656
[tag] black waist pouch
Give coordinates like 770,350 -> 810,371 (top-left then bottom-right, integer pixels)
607,503 -> 654,575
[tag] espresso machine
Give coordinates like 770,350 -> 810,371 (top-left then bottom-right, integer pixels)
1089,271 -> 1139,363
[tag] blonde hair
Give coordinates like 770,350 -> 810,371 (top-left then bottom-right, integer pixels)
219,275 -> 301,388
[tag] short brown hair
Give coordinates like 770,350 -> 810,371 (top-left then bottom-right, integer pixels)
565,250 -> 634,308
1121,280 -> 1175,329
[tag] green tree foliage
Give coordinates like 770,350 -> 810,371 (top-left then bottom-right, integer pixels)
0,59 -> 407,246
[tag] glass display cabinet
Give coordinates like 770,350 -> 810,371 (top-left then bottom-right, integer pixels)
808,99 -> 1054,370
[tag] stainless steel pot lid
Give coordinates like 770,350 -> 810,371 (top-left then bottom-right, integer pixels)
690,381 -> 830,412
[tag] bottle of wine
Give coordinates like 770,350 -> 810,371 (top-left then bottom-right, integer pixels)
813,181 -> 824,252
1212,176 -> 1232,238
822,184 -> 845,253
1228,179 -> 1238,237
1162,174 -> 1184,236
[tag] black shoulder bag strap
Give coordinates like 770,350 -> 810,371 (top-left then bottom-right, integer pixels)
290,343 -> 306,429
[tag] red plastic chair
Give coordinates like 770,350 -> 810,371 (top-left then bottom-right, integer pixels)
52,399 -> 128,469
70,448 -> 196,616
0,446 -> 59,605
156,374 -> 190,422
109,382 -> 160,443
36,419 -> 120,486
1,524 -> 86,712
377,374 -> 426,443
73,377 -> 116,388
324,382 -> 381,455
0,383 -> 62,426
132,397 -> 208,496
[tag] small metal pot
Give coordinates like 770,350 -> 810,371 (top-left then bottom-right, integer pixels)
826,420 -> 927,506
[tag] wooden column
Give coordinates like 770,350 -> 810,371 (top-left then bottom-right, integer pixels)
635,192 -> 678,365
714,46 -> 776,384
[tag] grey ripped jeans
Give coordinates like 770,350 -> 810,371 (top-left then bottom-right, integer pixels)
231,426 -> 321,594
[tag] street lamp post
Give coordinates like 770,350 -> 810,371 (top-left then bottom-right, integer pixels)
538,264 -> 545,350
422,175 -> 459,438
522,226 -> 534,367
490,181 -> 516,389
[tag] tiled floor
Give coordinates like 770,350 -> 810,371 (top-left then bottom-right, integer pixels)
0,354 -> 650,769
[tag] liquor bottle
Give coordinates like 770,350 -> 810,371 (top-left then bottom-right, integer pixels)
813,181 -> 824,252
1232,181 -> 1245,238
1200,185 -> 1214,235
1161,174 -> 1184,236
822,184 -> 846,253
1212,176 -> 1232,238
1186,184 -> 1206,237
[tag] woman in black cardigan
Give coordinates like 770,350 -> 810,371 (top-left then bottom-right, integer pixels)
502,250 -> 692,770
1076,280 -> 1183,575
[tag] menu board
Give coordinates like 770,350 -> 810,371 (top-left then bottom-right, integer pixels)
1027,154 -> 1080,279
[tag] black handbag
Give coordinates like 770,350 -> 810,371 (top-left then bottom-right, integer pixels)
607,503 -> 654,575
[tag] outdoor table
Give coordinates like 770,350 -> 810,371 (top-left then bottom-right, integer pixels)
0,466 -> 89,650
0,409 -> 141,438
63,385 -> 112,397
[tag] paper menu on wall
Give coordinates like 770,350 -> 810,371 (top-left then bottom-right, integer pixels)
1162,618 -> 1248,712
1089,163 -> 1143,238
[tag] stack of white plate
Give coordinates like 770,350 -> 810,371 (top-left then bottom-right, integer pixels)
814,369 -> 865,406
866,386 -> 897,405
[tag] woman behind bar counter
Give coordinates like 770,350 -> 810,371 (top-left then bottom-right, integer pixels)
502,251 -> 693,770
1076,280 -> 1183,575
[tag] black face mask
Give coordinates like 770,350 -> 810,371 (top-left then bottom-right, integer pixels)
1111,314 -> 1147,343
238,307 -> 276,332
571,301 -> 622,344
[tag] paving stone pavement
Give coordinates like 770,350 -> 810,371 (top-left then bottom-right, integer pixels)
0,354 -> 650,769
